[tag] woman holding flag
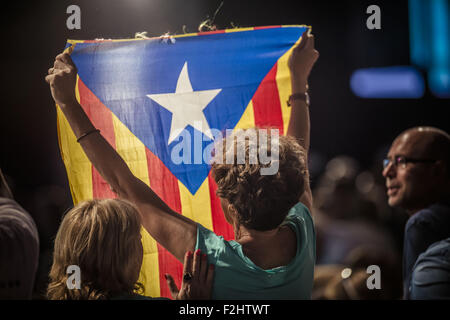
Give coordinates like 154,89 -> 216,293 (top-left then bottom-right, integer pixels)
45,30 -> 319,299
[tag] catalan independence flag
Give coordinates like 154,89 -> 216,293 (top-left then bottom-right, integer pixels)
56,25 -> 309,298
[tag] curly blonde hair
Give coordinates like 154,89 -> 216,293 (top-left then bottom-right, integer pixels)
47,199 -> 144,300
211,128 -> 307,231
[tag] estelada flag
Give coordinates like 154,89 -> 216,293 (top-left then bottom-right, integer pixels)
56,25 -> 309,298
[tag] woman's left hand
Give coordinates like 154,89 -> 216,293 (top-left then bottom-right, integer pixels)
45,48 -> 78,108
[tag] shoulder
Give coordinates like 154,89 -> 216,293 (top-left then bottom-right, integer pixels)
406,203 -> 450,230
285,202 -> 314,225
410,238 -> 450,299
413,237 -> 450,269
196,224 -> 228,262
0,197 -> 39,243
283,202 -> 316,248
423,238 -> 450,257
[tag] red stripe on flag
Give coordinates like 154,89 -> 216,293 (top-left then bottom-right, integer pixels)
208,173 -> 234,241
252,63 -> 284,134
77,78 -> 117,199
145,148 -> 183,298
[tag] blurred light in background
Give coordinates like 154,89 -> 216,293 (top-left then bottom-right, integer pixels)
429,68 -> 450,98
409,0 -> 431,70
409,0 -> 450,98
350,66 -> 425,99
351,0 -> 449,99
341,268 -> 352,279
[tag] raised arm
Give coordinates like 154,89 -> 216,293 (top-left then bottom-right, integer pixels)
287,31 -> 319,212
45,51 -> 197,262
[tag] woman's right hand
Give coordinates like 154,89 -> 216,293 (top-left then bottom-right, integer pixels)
288,30 -> 319,92
165,249 -> 215,300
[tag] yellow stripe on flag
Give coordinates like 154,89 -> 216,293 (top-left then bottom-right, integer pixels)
111,114 -> 161,297
276,32 -> 306,134
179,178 -> 214,231
276,39 -> 299,134
112,116 -> 151,182
138,228 -> 160,297
56,79 -> 92,204
235,100 -> 256,130
225,27 -> 255,33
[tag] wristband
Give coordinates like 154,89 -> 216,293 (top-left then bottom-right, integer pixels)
76,129 -> 100,143
287,92 -> 310,106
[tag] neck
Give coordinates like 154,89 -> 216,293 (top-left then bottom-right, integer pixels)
234,224 -> 280,244
406,192 -> 449,216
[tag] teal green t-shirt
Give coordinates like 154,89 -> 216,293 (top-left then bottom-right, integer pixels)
195,202 -> 316,300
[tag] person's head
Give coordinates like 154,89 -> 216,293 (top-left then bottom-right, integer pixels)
313,156 -> 363,220
211,128 -> 307,231
0,198 -> 39,299
47,199 -> 143,300
382,127 -> 450,215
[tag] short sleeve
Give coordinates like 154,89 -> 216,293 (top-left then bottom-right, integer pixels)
283,202 -> 314,231
282,202 -> 316,264
196,224 -> 227,264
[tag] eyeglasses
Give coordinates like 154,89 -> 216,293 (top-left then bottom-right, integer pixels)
383,156 -> 436,169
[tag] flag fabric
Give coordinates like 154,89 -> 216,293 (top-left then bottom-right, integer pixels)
56,25 -> 308,298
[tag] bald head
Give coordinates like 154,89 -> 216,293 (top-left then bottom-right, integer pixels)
383,127 -> 450,214
394,127 -> 450,171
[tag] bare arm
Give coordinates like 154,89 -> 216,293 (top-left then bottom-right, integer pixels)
45,51 -> 196,262
286,31 -> 319,212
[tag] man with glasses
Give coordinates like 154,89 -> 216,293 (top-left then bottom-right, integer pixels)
382,126 -> 450,299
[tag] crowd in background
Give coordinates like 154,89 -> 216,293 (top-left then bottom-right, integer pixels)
310,154 -> 406,299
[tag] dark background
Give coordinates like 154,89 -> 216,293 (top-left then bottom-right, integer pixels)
0,0 -> 448,297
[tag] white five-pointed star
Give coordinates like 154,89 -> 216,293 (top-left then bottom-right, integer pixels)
147,62 -> 221,144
